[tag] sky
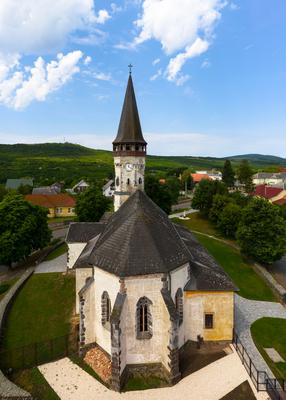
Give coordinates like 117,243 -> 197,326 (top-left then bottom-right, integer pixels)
0,0 -> 285,157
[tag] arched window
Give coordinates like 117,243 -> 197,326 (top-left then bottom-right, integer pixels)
101,291 -> 111,326
127,178 -> 130,185
175,288 -> 183,325
136,297 -> 152,339
138,177 -> 142,185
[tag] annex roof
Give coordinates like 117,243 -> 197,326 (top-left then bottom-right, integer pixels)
102,179 -> 114,191
113,75 -> 147,145
66,222 -> 105,243
25,193 -> 75,208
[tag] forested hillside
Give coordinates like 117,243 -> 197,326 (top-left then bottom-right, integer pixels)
0,143 -> 285,186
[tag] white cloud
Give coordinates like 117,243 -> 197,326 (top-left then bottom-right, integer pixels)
229,3 -> 239,11
133,0 -> 225,83
84,56 -> 92,66
0,51 -> 83,110
111,3 -> 123,14
150,68 -> 162,81
0,0 -> 110,55
93,72 -> 112,81
152,58 -> 160,66
201,59 -> 211,69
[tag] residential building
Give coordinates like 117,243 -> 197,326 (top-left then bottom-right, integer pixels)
72,180 -> 89,193
25,193 -> 76,218
5,177 -> 33,190
253,172 -> 286,187
102,180 -> 115,197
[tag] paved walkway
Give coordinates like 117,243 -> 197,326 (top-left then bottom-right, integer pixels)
169,208 -> 198,219
35,253 -> 67,274
39,349 -> 268,400
235,294 -> 286,377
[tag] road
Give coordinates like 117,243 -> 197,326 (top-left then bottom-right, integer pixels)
268,256 -> 286,289
169,209 -> 198,219
52,227 -> 68,240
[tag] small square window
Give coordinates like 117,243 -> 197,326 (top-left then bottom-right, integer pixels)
205,313 -> 214,329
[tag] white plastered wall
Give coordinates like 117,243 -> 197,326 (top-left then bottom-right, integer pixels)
67,243 -> 86,269
93,267 -> 121,354
82,280 -> 96,345
123,274 -> 171,366
169,263 -> 189,348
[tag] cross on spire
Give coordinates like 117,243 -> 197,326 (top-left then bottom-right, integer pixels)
128,63 -> 133,75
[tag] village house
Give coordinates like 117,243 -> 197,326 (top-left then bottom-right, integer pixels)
25,193 -> 76,218
253,172 -> 286,187
72,179 -> 89,193
5,177 -> 33,190
102,180 -> 115,197
66,74 -> 236,392
252,184 -> 286,204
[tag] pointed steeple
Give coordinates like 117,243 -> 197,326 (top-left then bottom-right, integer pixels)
113,74 -> 147,145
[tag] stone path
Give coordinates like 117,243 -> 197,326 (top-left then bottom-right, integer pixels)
35,253 -> 67,274
235,294 -> 286,377
169,208 -> 198,219
39,349 -> 268,400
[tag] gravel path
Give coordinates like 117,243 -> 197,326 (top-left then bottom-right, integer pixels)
35,253 -> 67,274
39,350 -> 267,400
235,294 -> 286,377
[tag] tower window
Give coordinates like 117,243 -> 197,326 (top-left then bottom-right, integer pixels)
126,144 -> 131,150
127,178 -> 130,185
135,145 -> 139,151
136,297 -> 152,340
138,177 -> 142,185
116,177 -> 119,186
175,288 -> 183,325
101,291 -> 112,326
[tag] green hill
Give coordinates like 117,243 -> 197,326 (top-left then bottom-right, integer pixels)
0,143 -> 285,187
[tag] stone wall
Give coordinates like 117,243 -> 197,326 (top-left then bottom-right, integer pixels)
253,263 -> 286,302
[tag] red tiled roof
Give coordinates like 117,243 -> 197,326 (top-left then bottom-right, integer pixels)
273,197 -> 286,205
25,194 -> 76,208
253,184 -> 283,200
191,173 -> 211,183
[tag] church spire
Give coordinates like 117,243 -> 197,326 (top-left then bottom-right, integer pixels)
113,73 -> 147,146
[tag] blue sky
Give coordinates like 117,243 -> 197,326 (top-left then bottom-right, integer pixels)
0,0 -> 285,157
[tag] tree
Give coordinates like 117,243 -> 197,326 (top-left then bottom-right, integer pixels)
0,184 -> 8,202
237,160 -> 254,193
145,175 -> 173,214
237,198 -> 286,264
192,179 -> 228,217
75,187 -> 111,222
181,170 -> 194,193
18,184 -> 33,195
217,203 -> 241,238
0,194 -> 51,266
222,160 -> 235,187
209,194 -> 233,225
165,177 -> 180,204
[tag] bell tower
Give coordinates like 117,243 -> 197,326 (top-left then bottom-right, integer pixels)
113,68 -> 147,211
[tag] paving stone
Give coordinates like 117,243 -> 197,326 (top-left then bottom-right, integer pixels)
264,348 -> 285,363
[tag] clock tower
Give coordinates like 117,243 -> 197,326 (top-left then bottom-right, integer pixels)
113,71 -> 147,211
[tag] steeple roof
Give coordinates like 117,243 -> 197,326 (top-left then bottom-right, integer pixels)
113,75 -> 147,145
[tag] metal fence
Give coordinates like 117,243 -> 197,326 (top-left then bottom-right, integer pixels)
233,331 -> 286,400
0,333 -> 78,372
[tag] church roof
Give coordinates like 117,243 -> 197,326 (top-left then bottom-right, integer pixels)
75,190 -> 192,276
113,75 -> 147,145
66,222 -> 105,243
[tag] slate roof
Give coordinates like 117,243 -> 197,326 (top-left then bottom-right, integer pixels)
113,75 -> 147,145
176,225 -> 237,291
32,187 -> 58,195
6,178 -> 33,190
66,222 -> 105,243
75,190 -> 192,276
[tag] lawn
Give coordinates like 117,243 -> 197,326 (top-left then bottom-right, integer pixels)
48,216 -> 76,224
122,375 -> 169,391
45,243 -> 68,261
3,272 -> 75,350
12,368 -> 60,400
174,212 -> 218,236
195,233 -> 277,302
0,277 -> 18,301
251,318 -> 286,380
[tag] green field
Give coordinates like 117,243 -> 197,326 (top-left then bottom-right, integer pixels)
0,143 -> 284,187
3,273 -> 75,350
251,318 -> 286,380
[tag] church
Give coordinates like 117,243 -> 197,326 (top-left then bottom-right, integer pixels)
66,72 -> 236,392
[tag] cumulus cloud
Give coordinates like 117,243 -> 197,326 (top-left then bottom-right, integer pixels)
0,51 -> 83,110
133,0 -> 225,84
0,0 -> 110,55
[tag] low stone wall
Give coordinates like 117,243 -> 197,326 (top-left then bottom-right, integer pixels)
0,268 -> 34,399
253,263 -> 286,302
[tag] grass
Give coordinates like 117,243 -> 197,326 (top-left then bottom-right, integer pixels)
12,368 -> 60,400
251,318 -> 286,380
45,243 -> 68,261
3,273 -> 75,350
0,277 -> 18,301
194,233 -> 277,302
174,212 -> 219,236
48,216 -> 76,224
122,375 -> 169,391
